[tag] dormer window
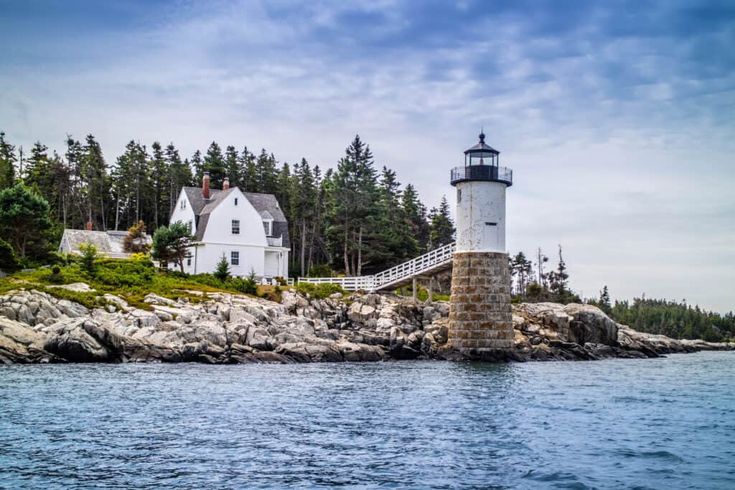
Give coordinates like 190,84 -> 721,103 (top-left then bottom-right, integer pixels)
232,219 -> 240,235
234,197 -> 238,206
263,220 -> 272,236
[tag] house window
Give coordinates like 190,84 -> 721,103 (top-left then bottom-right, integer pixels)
263,220 -> 272,236
231,251 -> 239,266
187,220 -> 193,232
181,199 -> 186,210
234,198 -> 238,206
187,256 -> 192,266
232,219 -> 240,234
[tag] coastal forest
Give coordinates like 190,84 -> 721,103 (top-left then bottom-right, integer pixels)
0,131 -> 732,342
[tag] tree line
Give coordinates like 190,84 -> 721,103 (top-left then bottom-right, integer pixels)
0,131 -> 455,276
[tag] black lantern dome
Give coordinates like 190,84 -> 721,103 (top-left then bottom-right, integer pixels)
450,131 -> 512,187
464,131 -> 499,167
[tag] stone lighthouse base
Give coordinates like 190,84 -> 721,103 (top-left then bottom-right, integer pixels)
447,251 -> 514,361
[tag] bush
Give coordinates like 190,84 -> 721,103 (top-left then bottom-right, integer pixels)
78,243 -> 98,275
47,265 -> 64,284
296,282 -> 344,299
0,238 -> 21,272
214,254 -> 231,281
229,276 -> 257,295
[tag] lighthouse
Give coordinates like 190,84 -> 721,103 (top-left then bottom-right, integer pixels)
447,132 -> 514,359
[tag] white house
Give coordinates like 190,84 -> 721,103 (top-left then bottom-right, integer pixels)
169,173 -> 290,279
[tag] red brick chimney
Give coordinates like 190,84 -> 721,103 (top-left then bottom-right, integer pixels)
202,172 -> 211,199
222,177 -> 230,190
86,220 -> 93,231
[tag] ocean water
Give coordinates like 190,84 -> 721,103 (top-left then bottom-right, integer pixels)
1,352 -> 734,489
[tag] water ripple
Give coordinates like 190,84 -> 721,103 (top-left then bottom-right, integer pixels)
1,352 -> 734,488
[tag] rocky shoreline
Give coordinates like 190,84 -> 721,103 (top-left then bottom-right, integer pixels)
0,286 -> 732,364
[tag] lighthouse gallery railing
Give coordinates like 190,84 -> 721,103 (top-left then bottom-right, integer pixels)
298,241 -> 456,292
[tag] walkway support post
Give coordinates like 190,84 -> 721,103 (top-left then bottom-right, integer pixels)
412,277 -> 417,303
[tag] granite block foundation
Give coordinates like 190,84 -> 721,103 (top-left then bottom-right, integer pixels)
448,251 -> 514,360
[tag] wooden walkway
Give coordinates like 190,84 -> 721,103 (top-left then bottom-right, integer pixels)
297,242 -> 455,292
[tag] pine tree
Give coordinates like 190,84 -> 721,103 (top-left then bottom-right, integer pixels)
373,166 -> 417,266
80,135 -> 109,230
326,135 -> 379,275
224,145 -> 243,187
255,149 -> 278,194
150,142 -> 169,228
203,142 -> 227,188
401,183 -> 430,253
214,254 -> 231,281
241,147 -> 258,191
428,196 -> 454,249
599,285 -> 612,314
0,132 -> 16,190
165,143 -> 192,217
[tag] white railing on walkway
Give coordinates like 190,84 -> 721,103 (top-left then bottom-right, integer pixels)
297,242 -> 455,292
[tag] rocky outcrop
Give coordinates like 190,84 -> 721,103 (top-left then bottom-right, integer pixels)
0,287 -> 731,364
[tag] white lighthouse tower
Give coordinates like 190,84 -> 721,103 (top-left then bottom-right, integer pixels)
452,131 -> 512,253
447,132 -> 515,359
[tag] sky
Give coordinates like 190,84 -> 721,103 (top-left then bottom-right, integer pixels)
1,0 -> 734,312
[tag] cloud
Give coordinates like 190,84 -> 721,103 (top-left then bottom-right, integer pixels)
0,0 -> 733,311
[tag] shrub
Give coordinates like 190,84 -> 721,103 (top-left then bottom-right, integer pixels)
47,265 -> 64,284
229,276 -> 257,295
123,220 -> 151,253
0,238 -> 21,272
78,243 -> 98,275
214,254 -> 230,281
295,282 -> 344,299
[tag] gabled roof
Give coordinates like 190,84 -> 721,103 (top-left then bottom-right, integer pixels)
181,186 -> 289,246
59,229 -> 151,257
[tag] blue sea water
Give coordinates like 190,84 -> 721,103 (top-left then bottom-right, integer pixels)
1,352 -> 734,489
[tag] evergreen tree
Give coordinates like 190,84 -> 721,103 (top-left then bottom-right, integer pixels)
373,166 -> 417,266
0,132 -> 16,190
214,254 -> 231,281
255,149 -> 278,194
428,196 -> 454,249
326,135 -> 379,275
150,142 -> 169,228
151,221 -> 194,272
203,142 -> 227,188
0,184 -> 53,259
123,220 -> 150,253
290,158 -> 317,276
241,147 -> 258,191
224,145 -> 243,187
80,135 -> 109,230
599,285 -> 612,314
401,184 -> 430,253
165,143 -> 192,216
112,141 -> 148,230
190,150 -> 204,183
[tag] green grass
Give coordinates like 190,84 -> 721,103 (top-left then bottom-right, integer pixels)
0,256 -> 267,310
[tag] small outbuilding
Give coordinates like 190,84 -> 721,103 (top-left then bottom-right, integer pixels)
58,228 -> 151,259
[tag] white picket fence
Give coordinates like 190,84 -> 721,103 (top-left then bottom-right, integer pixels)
298,242 -> 455,292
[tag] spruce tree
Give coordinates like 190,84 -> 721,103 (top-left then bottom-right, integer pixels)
150,142 -> 169,228
203,142 -> 227,188
428,196 -> 454,249
0,132 -> 16,190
